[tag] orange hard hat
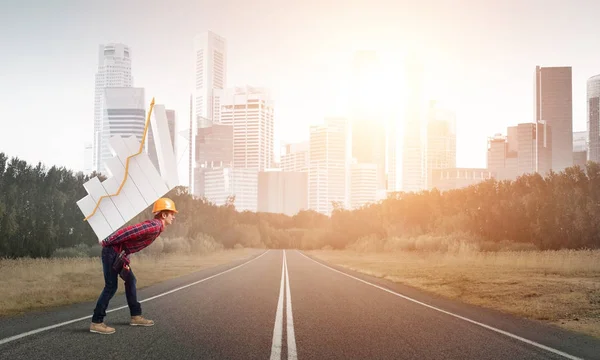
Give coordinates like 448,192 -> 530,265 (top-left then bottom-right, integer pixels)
152,198 -> 178,214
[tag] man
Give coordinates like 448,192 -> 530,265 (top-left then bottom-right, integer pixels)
90,197 -> 178,335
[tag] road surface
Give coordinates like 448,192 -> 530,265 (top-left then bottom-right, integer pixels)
1,250 -> 599,359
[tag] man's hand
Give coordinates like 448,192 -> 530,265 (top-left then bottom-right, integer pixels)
119,264 -> 131,281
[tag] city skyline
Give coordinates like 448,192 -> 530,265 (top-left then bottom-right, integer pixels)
2,0 -> 600,174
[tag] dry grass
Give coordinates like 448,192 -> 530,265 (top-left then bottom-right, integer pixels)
0,248 -> 262,317
308,249 -> 600,339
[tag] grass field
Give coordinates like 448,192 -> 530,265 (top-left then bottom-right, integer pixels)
308,249 -> 600,339
0,248 -> 262,317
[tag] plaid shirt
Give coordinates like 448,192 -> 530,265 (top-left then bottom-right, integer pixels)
102,219 -> 164,264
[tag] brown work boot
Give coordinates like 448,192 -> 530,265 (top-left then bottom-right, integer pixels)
90,322 -> 115,334
130,315 -> 154,326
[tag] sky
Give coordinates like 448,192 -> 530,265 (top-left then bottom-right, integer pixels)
1,0 -> 600,172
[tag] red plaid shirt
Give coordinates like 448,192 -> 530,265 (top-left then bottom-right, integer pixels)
102,219 -> 164,264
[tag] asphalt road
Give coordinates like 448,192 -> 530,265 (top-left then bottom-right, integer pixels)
1,249 -> 599,360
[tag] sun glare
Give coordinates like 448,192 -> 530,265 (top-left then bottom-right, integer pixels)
318,46 -> 463,147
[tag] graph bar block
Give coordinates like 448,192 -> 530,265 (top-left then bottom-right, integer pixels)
123,135 -> 169,197
109,136 -> 159,204
104,156 -> 148,214
83,177 -> 123,232
152,105 -> 179,189
76,195 -> 113,241
100,176 -> 137,224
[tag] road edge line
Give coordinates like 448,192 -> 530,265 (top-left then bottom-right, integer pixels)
296,251 -> 584,360
0,250 -> 270,346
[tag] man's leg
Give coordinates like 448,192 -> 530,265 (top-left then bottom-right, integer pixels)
91,247 -> 118,334
123,266 -> 154,326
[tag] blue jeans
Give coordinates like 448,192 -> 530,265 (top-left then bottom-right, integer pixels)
92,246 -> 142,323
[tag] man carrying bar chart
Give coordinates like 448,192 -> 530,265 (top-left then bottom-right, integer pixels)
90,197 -> 178,335
77,96 -> 182,335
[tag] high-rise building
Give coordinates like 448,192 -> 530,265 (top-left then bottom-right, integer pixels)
215,86 -> 274,171
193,124 -> 234,196
258,170 -> 308,216
99,87 -> 146,173
351,119 -> 386,189
148,109 -> 176,171
195,124 -> 233,168
487,134 -> 507,171
387,117 -> 399,192
93,43 -> 133,172
203,168 -> 258,212
402,55 -> 425,192
350,51 -> 387,191
573,130 -> 588,168
516,121 -> 552,176
486,134 -> 517,181
507,126 -> 519,153
189,31 -> 227,192
573,130 -> 588,152
194,31 -> 227,128
425,102 -> 456,189
350,162 -> 378,209
281,142 -> 309,172
309,117 -> 349,215
587,75 -> 600,163
535,66 -> 573,172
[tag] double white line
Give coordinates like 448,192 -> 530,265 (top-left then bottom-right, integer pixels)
270,250 -> 297,360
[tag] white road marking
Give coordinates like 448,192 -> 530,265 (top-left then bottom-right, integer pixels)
270,251 -> 286,360
297,251 -> 584,360
0,250 -> 270,346
284,251 -> 298,360
270,250 -> 298,360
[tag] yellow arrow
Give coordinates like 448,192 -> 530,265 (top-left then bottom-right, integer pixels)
84,97 -> 156,221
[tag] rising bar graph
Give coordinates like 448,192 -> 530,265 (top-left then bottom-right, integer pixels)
76,99 -> 180,242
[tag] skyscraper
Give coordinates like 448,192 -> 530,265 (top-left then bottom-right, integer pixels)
100,87 -> 146,173
387,117 -> 399,192
573,130 -> 588,153
487,134 -> 508,172
215,86 -> 274,171
573,131 -> 588,168
203,168 -> 258,211
535,66 -> 573,172
350,51 -> 387,191
193,124 -> 234,196
516,121 -> 552,176
587,75 -> 600,163
93,43 -> 133,172
281,142 -> 309,172
402,55 -> 425,192
309,117 -> 349,215
350,162 -> 378,209
487,133 -> 518,181
425,102 -> 457,189
189,31 -> 227,192
193,31 -> 227,128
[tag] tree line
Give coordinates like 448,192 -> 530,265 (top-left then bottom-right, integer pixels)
1,151 -> 599,258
